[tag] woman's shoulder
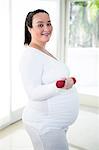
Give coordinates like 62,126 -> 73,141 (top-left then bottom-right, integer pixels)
20,46 -> 44,72
22,46 -> 44,60
24,46 -> 40,55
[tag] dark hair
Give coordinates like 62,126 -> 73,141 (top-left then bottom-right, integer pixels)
24,9 -> 49,45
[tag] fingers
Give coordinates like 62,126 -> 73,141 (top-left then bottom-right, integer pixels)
63,78 -> 74,89
56,77 -> 76,89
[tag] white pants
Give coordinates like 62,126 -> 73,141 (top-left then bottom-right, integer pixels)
25,125 -> 69,150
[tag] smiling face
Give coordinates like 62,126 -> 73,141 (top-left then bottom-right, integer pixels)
29,12 -> 53,46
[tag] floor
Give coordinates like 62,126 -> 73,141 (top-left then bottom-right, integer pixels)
0,105 -> 99,150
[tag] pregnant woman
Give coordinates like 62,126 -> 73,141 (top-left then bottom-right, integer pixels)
20,9 -> 79,150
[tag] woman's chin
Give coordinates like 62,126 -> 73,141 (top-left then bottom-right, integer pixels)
42,36 -> 51,42
42,39 -> 50,43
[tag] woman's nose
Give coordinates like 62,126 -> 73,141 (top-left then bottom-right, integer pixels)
44,25 -> 50,31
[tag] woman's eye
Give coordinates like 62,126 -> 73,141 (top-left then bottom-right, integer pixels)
47,23 -> 51,26
38,24 -> 44,27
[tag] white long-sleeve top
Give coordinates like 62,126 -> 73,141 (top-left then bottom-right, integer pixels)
20,46 -> 79,135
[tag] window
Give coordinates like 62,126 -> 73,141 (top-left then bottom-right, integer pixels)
65,0 -> 99,107
69,1 -> 99,48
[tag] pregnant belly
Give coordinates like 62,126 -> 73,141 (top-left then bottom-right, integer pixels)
48,87 -> 79,125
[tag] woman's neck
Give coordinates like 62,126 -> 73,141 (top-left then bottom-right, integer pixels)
29,42 -> 46,51
29,41 -> 57,60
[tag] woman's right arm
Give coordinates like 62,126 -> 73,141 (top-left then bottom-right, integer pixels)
20,52 -> 60,101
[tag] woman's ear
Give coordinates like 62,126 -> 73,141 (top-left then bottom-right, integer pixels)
27,26 -> 32,34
